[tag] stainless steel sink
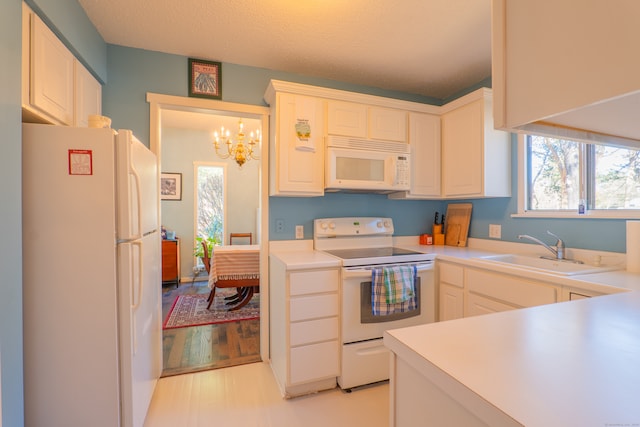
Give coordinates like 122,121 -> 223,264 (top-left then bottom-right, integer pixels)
478,254 -> 622,276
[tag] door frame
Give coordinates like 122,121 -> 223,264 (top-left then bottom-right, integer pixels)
147,93 -> 270,362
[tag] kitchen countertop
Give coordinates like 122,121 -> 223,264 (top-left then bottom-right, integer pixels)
272,238 -> 640,424
384,291 -> 640,426
269,243 -> 341,270
271,237 -> 639,293
395,239 -> 639,294
378,238 -> 640,426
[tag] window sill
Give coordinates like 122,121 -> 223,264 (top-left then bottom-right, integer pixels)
512,210 -> 640,220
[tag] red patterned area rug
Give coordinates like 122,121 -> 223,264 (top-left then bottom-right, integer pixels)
163,292 -> 259,329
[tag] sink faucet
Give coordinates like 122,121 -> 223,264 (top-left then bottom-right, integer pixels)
517,231 -> 565,260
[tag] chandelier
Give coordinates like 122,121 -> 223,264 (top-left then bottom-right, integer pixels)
213,119 -> 260,167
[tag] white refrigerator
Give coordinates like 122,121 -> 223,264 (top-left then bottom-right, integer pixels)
22,123 -> 162,427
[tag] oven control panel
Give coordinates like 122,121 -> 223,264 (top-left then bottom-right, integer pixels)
314,217 -> 393,238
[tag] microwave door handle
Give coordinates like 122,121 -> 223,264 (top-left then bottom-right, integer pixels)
389,156 -> 397,185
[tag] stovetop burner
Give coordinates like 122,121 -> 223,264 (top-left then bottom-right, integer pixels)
314,217 -> 435,267
322,246 -> 434,267
323,247 -> 422,260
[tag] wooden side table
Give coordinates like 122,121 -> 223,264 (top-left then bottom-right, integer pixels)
162,238 -> 180,286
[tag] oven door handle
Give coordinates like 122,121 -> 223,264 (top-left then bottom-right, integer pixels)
343,263 -> 433,278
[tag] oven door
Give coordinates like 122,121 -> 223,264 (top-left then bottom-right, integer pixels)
341,262 -> 435,344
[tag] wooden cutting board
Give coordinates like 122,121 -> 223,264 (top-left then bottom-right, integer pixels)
445,203 -> 472,247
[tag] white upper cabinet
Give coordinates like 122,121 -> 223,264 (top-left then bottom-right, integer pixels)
492,0 -> 640,144
441,88 -> 510,198
327,100 -> 407,142
368,107 -> 407,142
74,61 -> 102,127
22,3 -> 102,127
266,80 -> 509,199
389,112 -> 441,199
25,5 -> 74,125
265,87 -> 325,197
327,101 -> 367,138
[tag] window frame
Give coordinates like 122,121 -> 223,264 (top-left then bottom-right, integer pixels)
514,133 -> 640,219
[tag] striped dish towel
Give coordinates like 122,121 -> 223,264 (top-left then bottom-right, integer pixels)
371,265 -> 417,316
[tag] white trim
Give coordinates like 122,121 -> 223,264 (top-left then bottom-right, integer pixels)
516,134 -> 526,215
147,92 -> 271,362
264,79 -> 444,113
514,133 -> 640,219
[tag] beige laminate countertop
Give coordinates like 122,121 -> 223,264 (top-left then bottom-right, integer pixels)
397,241 -> 640,294
382,240 -> 640,426
272,238 -> 640,425
385,291 -> 640,426
269,249 -> 341,270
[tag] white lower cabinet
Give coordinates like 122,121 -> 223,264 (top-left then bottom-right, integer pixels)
465,268 -> 558,317
559,285 -> 624,302
269,257 -> 340,397
465,292 -> 518,317
439,283 -> 465,320
438,262 -> 465,321
290,341 -> 339,385
438,261 -> 560,321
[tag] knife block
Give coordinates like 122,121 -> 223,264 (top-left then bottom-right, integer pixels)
433,224 -> 444,245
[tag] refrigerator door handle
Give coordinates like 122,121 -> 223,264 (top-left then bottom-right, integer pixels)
131,240 -> 144,355
131,165 -> 143,240
131,241 -> 144,312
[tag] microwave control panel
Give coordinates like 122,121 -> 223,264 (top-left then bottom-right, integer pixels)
396,155 -> 410,186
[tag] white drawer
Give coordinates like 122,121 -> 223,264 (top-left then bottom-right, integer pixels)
290,269 -> 339,296
290,294 -> 339,322
290,317 -> 338,347
439,262 -> 464,288
466,268 -> 557,307
290,340 -> 339,385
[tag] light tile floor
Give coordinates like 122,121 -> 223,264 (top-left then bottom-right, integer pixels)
144,362 -> 389,427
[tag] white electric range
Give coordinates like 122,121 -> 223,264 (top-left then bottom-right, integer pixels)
314,217 -> 436,390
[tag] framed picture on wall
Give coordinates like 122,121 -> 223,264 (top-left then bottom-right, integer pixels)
188,58 -> 222,99
160,172 -> 182,201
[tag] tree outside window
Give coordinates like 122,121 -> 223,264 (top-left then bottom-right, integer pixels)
526,135 -> 640,212
194,164 -> 225,262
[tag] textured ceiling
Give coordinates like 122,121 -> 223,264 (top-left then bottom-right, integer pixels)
77,0 -> 492,100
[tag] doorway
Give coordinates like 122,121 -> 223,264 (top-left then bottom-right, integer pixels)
148,94 -> 270,375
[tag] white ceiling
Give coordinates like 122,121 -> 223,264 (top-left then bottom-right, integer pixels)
161,108 -> 261,136
77,0 -> 492,100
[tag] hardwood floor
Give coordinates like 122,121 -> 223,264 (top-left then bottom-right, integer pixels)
161,281 -> 261,377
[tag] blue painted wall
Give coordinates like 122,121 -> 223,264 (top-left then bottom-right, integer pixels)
104,45 -> 628,253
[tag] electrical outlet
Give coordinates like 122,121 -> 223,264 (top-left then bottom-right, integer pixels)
295,225 -> 304,239
275,219 -> 284,233
489,224 -> 502,239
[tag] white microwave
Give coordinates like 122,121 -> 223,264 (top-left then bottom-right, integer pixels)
325,136 -> 411,191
